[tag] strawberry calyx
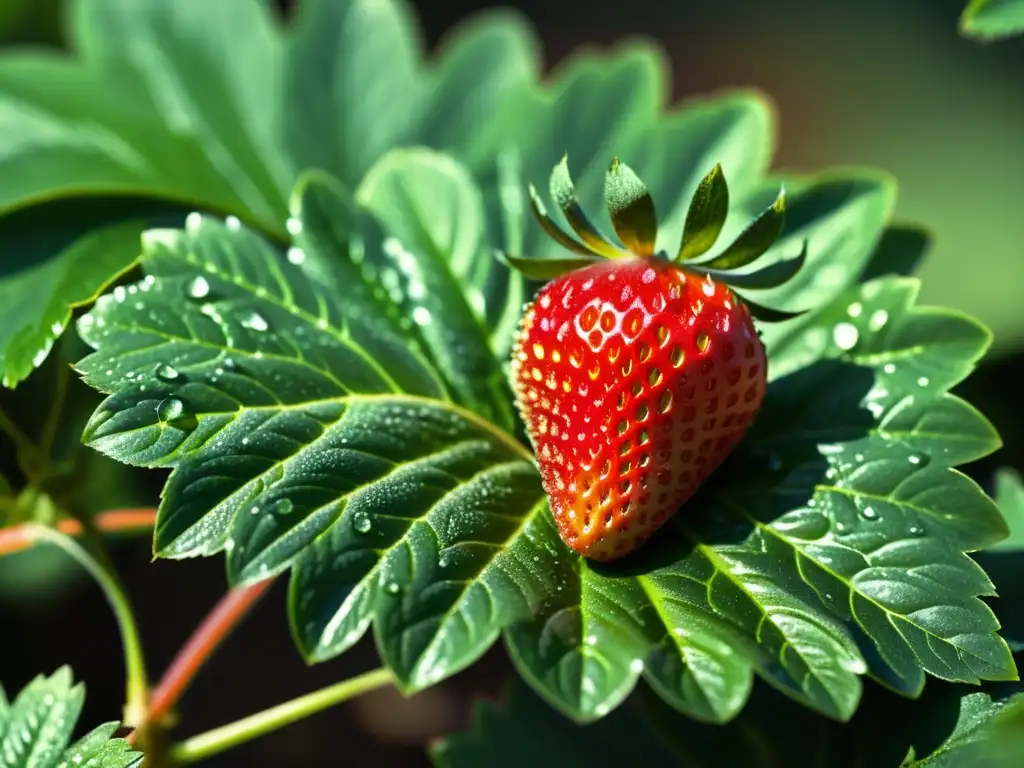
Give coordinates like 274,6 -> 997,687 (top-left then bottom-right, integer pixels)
501,155 -> 809,322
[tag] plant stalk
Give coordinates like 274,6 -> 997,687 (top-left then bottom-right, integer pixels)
168,667 -> 394,764
129,578 -> 275,741
0,508 -> 157,557
28,524 -> 150,725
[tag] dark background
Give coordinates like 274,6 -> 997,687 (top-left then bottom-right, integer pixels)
1,0 -> 1022,765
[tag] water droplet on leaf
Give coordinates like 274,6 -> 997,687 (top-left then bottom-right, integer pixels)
188,276 -> 210,299
241,311 -> 269,332
155,364 -> 180,381
832,322 -> 859,350
157,397 -> 185,423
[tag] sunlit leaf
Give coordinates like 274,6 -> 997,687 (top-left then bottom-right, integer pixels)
77,164 -> 1016,725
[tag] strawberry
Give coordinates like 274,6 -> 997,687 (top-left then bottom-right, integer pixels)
507,157 -> 805,561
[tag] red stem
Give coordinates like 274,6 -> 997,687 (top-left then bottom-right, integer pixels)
0,508 -> 157,557
127,577 -> 276,743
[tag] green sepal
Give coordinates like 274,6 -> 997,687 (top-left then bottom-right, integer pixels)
497,252 -> 601,281
735,292 -> 807,323
692,240 -> 808,290
702,187 -> 786,270
678,163 -> 730,261
604,157 -> 657,256
527,185 -> 597,257
549,155 -> 627,259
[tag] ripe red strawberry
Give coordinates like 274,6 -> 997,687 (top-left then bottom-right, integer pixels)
507,157 -> 805,561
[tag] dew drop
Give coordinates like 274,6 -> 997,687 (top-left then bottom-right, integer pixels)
861,506 -> 879,520
412,306 -> 432,326
869,309 -> 889,330
188,276 -> 211,299
917,376 -> 930,387
847,302 -> 863,318
286,217 -> 303,236
287,247 -> 306,265
909,525 -> 924,536
385,581 -> 401,595
883,363 -> 896,374
241,311 -> 269,332
155,363 -> 180,381
353,515 -> 372,534
908,454 -> 922,465
225,215 -> 241,231
832,322 -> 859,350
273,498 -> 295,515
156,397 -> 185,423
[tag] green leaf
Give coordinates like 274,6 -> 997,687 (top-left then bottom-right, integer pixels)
0,4 -> 779,380
905,690 -> 1024,766
699,188 -> 785,271
677,163 -> 729,261
0,197 -> 190,388
978,470 -> 1024,652
432,675 -> 1024,768
354,149 -> 518,430
498,253 -> 601,281
604,158 -> 657,256
72,0 -> 293,227
548,155 -> 625,259
284,0 -> 424,187
990,469 -> 1024,552
0,206 -> 147,387
960,0 -> 1024,41
77,162 -> 1016,724
0,666 -> 141,768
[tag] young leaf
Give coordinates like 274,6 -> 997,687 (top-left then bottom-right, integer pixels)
678,163 -> 729,261
699,188 -> 785,271
960,0 -> 1024,42
548,155 -> 627,259
604,158 -> 657,255
0,667 -> 141,768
